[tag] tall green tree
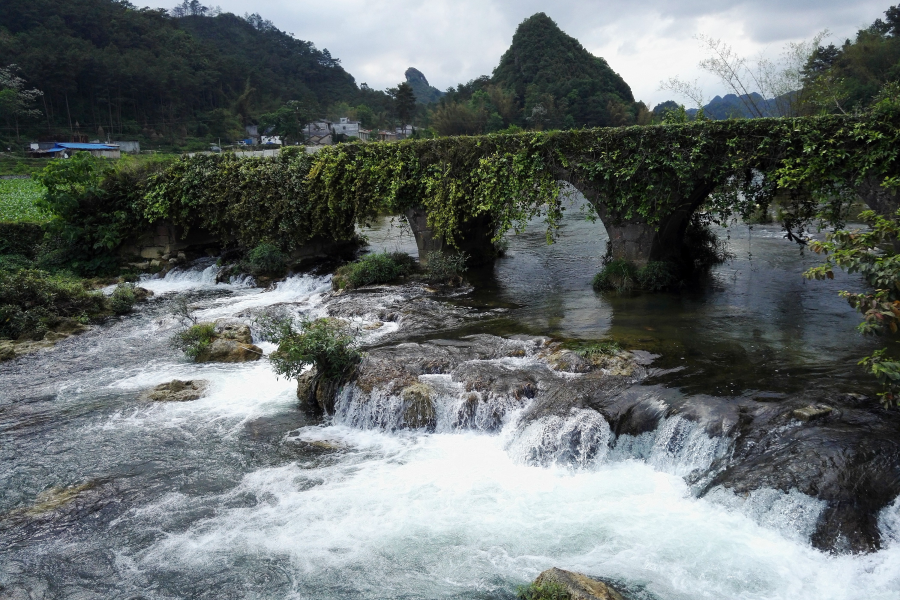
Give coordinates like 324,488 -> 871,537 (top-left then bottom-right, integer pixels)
393,82 -> 417,126
259,100 -> 315,143
800,5 -> 900,114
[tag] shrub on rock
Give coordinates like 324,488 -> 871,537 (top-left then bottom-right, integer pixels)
333,252 -> 415,290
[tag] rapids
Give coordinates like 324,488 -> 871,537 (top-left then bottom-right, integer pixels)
2,207 -> 900,599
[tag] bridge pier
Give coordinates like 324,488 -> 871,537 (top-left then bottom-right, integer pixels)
404,207 -> 497,266
603,211 -> 694,268
559,170 -> 709,269
857,176 -> 899,217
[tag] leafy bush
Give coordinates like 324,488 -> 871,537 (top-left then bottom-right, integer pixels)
592,259 -> 637,292
0,269 -> 105,339
171,322 -> 216,361
0,222 -> 45,257
594,260 -> 679,292
33,154 -> 158,275
425,251 -> 468,282
637,261 -> 679,291
574,340 -> 622,358
334,251 -> 415,289
241,242 -> 288,276
259,316 -> 359,380
516,581 -> 570,600
0,254 -> 34,272
684,214 -> 733,270
109,283 -> 136,315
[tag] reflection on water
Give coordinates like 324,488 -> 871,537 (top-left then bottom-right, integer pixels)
365,206 -> 879,397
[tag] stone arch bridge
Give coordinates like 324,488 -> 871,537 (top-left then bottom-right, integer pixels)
140,112 -> 900,268
305,112 -> 900,269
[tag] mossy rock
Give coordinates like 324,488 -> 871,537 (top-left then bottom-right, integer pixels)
530,568 -> 625,600
401,382 -> 436,430
195,338 -> 262,363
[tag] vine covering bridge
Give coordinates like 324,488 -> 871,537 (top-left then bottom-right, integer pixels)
139,103 -> 900,269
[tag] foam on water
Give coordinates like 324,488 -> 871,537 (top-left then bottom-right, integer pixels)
106,360 -> 297,429
505,409 -> 612,468
192,273 -> 331,321
610,415 -> 731,478
137,263 -> 228,294
878,496 -> 900,547
129,425 -> 900,600
333,356 -> 547,433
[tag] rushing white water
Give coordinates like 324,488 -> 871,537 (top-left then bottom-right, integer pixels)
138,262 -> 231,294
100,333 -> 900,599
4,257 -> 900,600
128,422 -> 900,600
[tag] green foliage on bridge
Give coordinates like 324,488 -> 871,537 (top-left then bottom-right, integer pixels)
30,99 -> 900,268
303,100 -> 900,244
142,148 -> 366,250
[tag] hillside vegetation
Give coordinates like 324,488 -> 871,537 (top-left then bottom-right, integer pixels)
431,13 -> 649,135
0,0 -> 395,147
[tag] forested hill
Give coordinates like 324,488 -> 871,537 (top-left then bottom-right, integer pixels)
0,0 -> 380,143
492,13 -> 637,127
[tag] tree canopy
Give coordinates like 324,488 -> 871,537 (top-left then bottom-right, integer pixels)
0,0 -> 393,145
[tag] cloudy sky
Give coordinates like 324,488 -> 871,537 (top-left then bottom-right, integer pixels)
158,1 -> 889,106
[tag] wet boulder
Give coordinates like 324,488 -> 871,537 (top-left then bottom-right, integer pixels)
792,404 -> 834,422
546,350 -> 592,373
141,379 -> 209,402
214,321 -> 253,344
401,382 -> 436,430
531,568 -> 625,600
296,367 -> 344,415
194,321 -> 261,363
133,286 -> 154,302
196,337 -> 262,363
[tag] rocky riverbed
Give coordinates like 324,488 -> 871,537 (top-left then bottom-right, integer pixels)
2,217 -> 900,599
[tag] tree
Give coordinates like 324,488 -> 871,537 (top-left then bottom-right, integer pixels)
171,1 -> 219,17
393,82 -> 417,126
258,100 -> 315,143
803,85 -> 900,406
799,6 -> 900,114
0,64 -> 43,141
203,108 -> 243,141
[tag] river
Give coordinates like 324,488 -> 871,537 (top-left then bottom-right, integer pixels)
1,206 -> 899,599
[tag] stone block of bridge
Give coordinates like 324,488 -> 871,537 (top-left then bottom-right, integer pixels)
404,207 -> 498,266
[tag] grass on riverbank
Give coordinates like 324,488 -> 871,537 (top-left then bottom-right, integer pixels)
0,178 -> 47,223
0,155 -> 50,177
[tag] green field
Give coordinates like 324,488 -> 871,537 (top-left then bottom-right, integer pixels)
0,178 -> 47,223
0,155 -> 51,176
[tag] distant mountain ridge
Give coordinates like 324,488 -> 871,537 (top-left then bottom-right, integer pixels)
654,92 -> 796,120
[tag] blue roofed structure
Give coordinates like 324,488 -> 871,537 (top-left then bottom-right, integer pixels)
56,143 -> 119,150
29,142 -> 121,159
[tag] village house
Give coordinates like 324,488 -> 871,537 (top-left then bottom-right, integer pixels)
28,142 -> 121,159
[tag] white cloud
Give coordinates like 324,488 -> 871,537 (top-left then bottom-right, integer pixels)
156,0 -> 891,106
